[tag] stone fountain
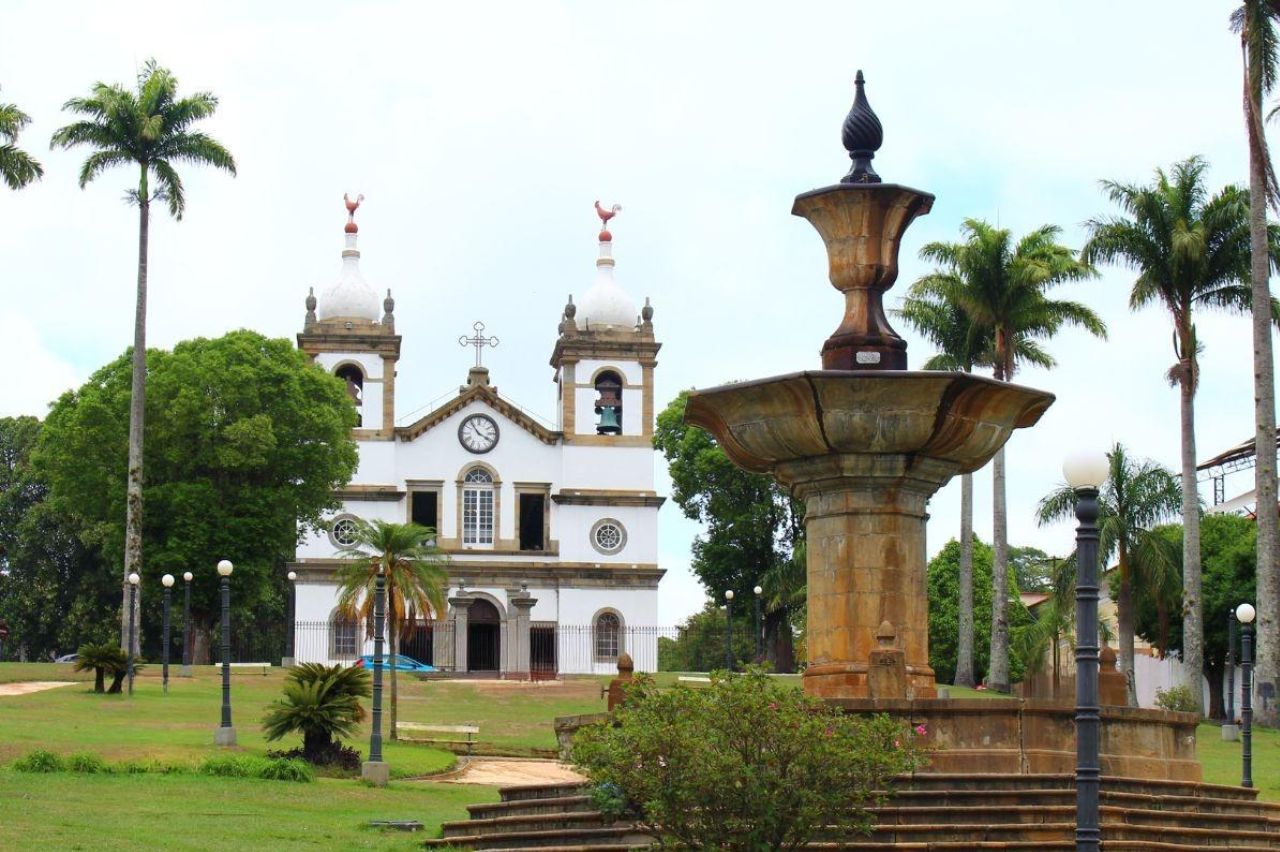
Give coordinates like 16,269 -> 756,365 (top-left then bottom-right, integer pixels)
683,72 -> 1201,780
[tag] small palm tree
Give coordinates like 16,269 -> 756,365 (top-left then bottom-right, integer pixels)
74,642 -> 125,694
1013,556 -> 1075,695
262,663 -> 371,761
334,519 -> 447,740
1233,0 -> 1280,721
1083,158 -> 1277,712
1036,443 -> 1182,706
0,89 -> 43,189
911,219 -> 1105,692
51,60 -> 236,653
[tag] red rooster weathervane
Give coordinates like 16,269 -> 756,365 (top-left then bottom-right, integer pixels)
595,200 -> 622,241
344,192 -> 365,234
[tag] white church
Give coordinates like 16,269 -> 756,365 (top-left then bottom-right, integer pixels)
287,198 -> 665,676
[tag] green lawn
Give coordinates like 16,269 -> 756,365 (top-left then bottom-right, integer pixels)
1196,722 -> 1280,801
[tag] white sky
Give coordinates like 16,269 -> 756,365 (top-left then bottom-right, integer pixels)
0,1 -> 1268,624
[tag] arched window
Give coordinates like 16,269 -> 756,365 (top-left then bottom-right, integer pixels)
593,370 -> 623,435
335,364 -> 365,427
331,613 -> 358,658
462,467 -> 495,546
594,611 -> 622,660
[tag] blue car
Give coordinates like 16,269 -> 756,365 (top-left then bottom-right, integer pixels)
353,654 -> 435,672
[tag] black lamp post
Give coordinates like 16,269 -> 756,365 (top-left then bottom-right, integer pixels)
1065,450 -> 1108,852
1228,614 -> 1237,722
1237,602 -> 1256,788
753,585 -> 764,663
363,565 -> 388,785
214,559 -> 236,747
181,571 -> 193,677
724,590 -> 735,672
286,570 -> 297,666
161,574 -> 174,695
127,572 -> 140,696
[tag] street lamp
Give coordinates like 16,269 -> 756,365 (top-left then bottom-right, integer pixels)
753,585 -> 764,663
181,572 -> 193,677
1224,613 -> 1239,741
1237,602 -> 1256,789
214,559 -> 236,746
363,564 -> 389,785
1064,449 -> 1108,852
724,590 -> 735,672
285,570 -> 298,667
161,574 -> 174,695
127,573 -> 140,696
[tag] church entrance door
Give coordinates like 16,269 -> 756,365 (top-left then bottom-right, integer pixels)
467,599 -> 501,673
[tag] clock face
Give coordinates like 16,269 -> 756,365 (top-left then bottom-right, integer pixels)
458,414 -> 499,454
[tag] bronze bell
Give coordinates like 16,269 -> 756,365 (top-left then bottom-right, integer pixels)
595,375 -> 623,435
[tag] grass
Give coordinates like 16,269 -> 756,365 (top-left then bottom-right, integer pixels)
1196,722 -> 1280,801
0,769 -> 496,850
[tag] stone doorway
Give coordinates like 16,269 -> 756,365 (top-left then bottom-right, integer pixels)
468,598 -> 501,672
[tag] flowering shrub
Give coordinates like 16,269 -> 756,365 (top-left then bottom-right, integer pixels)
571,668 -> 926,849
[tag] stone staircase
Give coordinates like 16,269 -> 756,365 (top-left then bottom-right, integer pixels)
424,774 -> 1280,850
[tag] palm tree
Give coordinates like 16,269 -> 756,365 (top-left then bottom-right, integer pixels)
50,60 -> 235,653
262,663 -> 371,762
1083,157 -> 1280,711
758,541 -> 806,672
74,642 -> 125,694
1232,0 -> 1280,722
911,219 -> 1105,693
0,89 -> 43,189
335,519 -> 447,740
1012,556 -> 1075,697
1037,444 -> 1182,706
896,293 -> 994,688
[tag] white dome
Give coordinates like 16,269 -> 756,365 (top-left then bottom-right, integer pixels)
578,242 -> 637,331
317,234 -> 381,322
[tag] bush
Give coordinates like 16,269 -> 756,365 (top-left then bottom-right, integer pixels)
66,753 -> 109,774
267,742 -> 361,772
262,663 -> 371,764
1154,683 -> 1200,714
197,755 -> 314,783
571,668 -> 926,848
12,750 -> 65,773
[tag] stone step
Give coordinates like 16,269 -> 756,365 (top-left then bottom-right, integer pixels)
1102,822 -> 1280,848
468,796 -> 596,820
1101,803 -> 1280,832
500,784 -> 589,803
425,826 -> 647,850
442,812 -> 607,840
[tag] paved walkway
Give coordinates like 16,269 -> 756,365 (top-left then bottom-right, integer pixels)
0,681 -> 77,697
438,757 -> 586,786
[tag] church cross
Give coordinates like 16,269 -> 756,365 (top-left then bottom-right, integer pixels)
459,321 -> 500,367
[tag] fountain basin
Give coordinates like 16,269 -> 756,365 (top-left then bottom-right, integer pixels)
686,370 -> 1053,699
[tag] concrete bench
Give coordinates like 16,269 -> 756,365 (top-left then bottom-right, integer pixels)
210,662 -> 272,676
396,722 -> 480,754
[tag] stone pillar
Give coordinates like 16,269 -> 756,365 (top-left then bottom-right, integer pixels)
449,595 -> 473,674
867,620 -> 907,700
780,454 -> 955,700
509,591 -> 537,679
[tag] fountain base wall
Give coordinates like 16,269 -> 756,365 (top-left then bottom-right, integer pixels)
828,697 -> 1202,781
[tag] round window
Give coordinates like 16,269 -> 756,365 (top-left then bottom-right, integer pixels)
590,518 -> 627,555
331,517 -> 360,547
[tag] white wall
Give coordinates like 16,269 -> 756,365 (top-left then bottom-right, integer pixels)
556,504 -> 658,563
561,444 -> 655,491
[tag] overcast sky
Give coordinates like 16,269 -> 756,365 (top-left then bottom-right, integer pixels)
0,1 -> 1267,623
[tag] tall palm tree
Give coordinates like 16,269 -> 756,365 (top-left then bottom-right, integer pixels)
0,88 -> 43,189
1037,443 -> 1182,706
335,518 -> 448,740
1232,0 -> 1280,721
911,219 -> 1104,693
895,293 -> 994,688
1083,157 -> 1275,712
51,60 -> 235,652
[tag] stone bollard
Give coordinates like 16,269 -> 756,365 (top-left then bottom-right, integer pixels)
606,652 -> 635,711
867,621 -> 908,700
1098,646 -> 1129,706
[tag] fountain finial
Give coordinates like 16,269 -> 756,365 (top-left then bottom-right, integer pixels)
841,70 -> 883,184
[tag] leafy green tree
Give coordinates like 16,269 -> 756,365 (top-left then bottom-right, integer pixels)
0,88 -> 42,189
262,663 -> 371,762
657,601 -> 756,672
51,60 -> 236,652
1008,546 -> 1057,594
334,519 -> 447,740
895,291 -> 994,687
1037,443 -> 1182,705
1135,514 -> 1258,719
655,391 -> 804,671
912,220 -> 1104,692
1012,556 -> 1076,697
1084,157 -> 1276,712
33,331 -> 358,661
926,537 -> 1033,686
1232,0 -> 1280,723
571,669 -> 924,849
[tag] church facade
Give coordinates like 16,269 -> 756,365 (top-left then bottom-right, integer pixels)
287,198 -> 665,676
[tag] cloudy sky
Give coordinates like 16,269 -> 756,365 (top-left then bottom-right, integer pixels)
0,1 -> 1266,623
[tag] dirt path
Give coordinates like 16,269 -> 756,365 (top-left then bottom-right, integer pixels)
438,757 -> 586,786
0,681 -> 77,697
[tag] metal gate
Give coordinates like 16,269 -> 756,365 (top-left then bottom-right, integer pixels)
531,622 -> 557,680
